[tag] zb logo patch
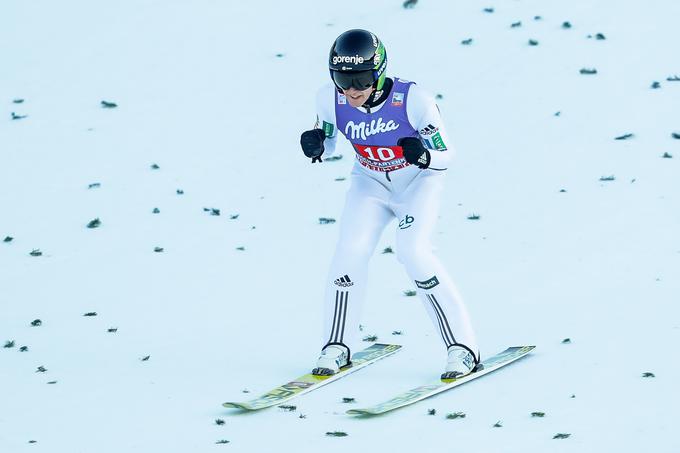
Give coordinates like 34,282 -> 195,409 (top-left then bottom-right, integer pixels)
399,215 -> 415,229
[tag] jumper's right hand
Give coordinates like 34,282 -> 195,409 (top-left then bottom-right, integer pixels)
300,129 -> 326,163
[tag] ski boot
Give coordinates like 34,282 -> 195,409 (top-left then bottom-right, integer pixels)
441,344 -> 480,380
312,343 -> 350,376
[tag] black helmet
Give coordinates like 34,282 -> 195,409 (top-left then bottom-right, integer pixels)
328,29 -> 387,91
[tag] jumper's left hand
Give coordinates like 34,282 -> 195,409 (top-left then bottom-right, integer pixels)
398,137 -> 431,169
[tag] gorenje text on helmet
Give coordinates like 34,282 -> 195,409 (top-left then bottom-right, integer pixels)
332,55 -> 365,65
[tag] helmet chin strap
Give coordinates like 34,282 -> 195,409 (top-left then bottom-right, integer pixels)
360,87 -> 379,110
370,86 -> 381,103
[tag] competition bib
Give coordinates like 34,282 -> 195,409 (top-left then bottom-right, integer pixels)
353,144 -> 410,172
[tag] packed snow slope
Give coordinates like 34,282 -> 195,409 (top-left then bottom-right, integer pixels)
1,0 -> 679,452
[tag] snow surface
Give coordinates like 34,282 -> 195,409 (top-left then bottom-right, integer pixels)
1,0 -> 679,451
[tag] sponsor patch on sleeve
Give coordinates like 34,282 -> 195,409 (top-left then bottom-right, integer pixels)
432,132 -> 447,150
322,121 -> 334,138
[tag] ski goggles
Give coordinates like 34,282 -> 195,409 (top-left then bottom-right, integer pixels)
331,70 -> 375,91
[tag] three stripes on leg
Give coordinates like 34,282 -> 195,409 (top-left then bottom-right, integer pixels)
427,294 -> 456,348
328,290 -> 349,344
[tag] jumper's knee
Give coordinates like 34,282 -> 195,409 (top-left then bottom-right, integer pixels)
396,243 -> 429,265
334,236 -> 377,264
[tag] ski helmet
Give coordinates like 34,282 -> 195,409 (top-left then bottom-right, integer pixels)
328,29 -> 387,91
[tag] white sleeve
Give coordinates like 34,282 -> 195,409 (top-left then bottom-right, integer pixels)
406,84 -> 454,171
315,83 -> 339,158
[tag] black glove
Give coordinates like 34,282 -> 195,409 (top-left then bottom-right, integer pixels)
398,137 -> 431,169
300,129 -> 326,163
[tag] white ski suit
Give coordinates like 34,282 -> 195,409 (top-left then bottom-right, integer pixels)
314,78 -> 479,361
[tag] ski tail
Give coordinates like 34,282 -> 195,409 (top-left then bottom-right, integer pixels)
347,345 -> 535,415
223,343 -> 402,411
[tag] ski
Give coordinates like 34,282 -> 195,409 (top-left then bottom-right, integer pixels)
347,345 -> 535,415
223,343 -> 402,410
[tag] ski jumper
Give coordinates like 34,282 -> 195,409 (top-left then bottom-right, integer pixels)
315,78 -> 479,360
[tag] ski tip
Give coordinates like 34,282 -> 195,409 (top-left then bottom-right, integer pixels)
222,402 -> 250,410
346,409 -> 374,416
